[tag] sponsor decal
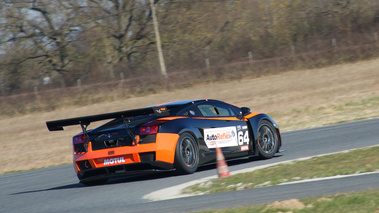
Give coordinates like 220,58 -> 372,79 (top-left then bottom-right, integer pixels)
103,157 -> 126,165
241,145 -> 249,151
237,129 -> 250,145
204,127 -> 238,148
153,106 -> 169,116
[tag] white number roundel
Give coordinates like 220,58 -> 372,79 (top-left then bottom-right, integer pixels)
237,130 -> 249,145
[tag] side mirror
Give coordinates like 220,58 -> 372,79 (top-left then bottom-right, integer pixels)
241,107 -> 251,115
237,107 -> 250,119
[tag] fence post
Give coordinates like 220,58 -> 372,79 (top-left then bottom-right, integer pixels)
332,38 -> 338,50
291,45 -> 295,55
34,86 -> 38,96
119,72 -> 125,88
374,32 -> 378,41
205,59 -> 211,71
248,51 -> 253,63
77,79 -> 81,87
34,86 -> 40,101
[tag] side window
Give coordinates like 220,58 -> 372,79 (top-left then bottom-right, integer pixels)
197,103 -> 237,117
177,106 -> 201,117
197,104 -> 218,117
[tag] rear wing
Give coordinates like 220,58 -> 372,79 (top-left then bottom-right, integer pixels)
46,106 -> 169,131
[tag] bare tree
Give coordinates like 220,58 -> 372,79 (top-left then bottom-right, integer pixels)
77,0 -> 167,79
0,0 -> 83,87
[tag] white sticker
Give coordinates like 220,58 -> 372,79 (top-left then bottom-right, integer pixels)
204,127 -> 238,148
103,157 -> 125,165
237,130 -> 250,145
241,145 -> 249,151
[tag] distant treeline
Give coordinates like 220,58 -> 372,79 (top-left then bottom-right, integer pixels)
1,0 -> 379,95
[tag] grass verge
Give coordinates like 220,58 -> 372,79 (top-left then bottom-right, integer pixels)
183,146 -> 379,195
197,189 -> 379,213
271,96 -> 379,131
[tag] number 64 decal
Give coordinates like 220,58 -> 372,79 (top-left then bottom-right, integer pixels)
237,130 -> 249,145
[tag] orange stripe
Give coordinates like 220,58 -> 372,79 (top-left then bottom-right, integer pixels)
156,102 -> 172,106
156,116 -> 187,121
244,113 -> 261,119
192,113 -> 261,120
192,117 -> 240,121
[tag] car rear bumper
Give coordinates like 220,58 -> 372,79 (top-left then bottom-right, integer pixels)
73,133 -> 180,182
77,161 -> 175,183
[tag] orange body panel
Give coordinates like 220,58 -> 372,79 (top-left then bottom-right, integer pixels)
244,113 -> 261,119
155,133 -> 180,163
73,133 -> 179,174
157,116 -> 187,121
192,113 -> 261,121
192,117 -> 240,121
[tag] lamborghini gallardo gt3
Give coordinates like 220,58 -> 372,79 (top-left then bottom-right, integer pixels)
46,99 -> 282,185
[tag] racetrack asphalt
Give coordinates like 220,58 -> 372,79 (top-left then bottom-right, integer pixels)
1,118 -> 379,213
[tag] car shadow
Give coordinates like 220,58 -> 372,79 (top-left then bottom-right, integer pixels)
10,172 -> 178,195
10,182 -> 84,195
11,155 -> 283,195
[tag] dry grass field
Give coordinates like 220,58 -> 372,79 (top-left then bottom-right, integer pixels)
1,59 -> 379,174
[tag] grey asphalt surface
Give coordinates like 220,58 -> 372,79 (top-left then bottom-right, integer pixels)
1,118 -> 378,213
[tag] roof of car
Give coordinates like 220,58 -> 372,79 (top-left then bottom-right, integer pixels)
153,99 -> 221,107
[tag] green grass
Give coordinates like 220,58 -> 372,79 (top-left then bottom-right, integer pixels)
334,97 -> 379,111
269,95 -> 379,131
183,146 -> 379,195
197,190 -> 379,213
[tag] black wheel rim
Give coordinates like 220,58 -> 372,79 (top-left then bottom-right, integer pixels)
258,124 -> 276,154
180,137 -> 197,168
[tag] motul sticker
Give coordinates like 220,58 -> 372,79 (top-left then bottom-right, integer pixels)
204,127 -> 238,148
103,157 -> 126,165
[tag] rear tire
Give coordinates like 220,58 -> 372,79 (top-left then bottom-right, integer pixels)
257,120 -> 279,159
174,133 -> 199,174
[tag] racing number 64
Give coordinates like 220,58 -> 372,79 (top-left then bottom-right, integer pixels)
238,130 -> 249,145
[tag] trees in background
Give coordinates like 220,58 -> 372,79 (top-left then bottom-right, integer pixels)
76,0 -> 161,80
0,0 -> 378,94
0,1 -> 82,90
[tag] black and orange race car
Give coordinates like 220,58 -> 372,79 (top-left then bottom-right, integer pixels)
46,99 -> 281,185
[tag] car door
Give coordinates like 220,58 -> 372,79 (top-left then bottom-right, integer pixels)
196,101 -> 251,159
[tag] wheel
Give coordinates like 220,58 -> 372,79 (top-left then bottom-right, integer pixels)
174,133 -> 199,174
257,120 -> 279,159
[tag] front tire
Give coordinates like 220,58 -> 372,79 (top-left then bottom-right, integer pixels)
174,133 -> 199,174
257,120 -> 279,159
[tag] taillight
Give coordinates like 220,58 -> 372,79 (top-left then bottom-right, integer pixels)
139,124 -> 159,135
73,133 -> 87,154
73,134 -> 85,144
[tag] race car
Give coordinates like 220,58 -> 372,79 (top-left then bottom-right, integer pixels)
46,99 -> 281,185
